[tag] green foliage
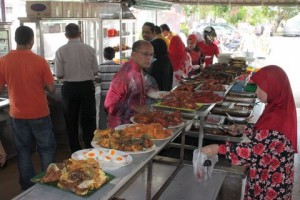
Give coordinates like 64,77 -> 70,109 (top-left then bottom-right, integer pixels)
180,23 -> 190,36
226,6 -> 248,25
181,4 -> 299,30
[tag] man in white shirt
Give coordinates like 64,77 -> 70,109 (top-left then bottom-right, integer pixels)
55,23 -> 98,153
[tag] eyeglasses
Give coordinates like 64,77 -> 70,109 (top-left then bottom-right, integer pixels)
135,51 -> 154,58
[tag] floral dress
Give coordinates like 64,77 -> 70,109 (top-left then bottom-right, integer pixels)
219,124 -> 295,200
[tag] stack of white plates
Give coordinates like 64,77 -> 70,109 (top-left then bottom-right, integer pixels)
218,53 -> 232,64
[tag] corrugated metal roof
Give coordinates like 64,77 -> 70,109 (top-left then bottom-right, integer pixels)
161,0 -> 299,5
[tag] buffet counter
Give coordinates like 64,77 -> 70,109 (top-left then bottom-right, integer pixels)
11,97 -> 232,200
11,70 -> 264,200
12,124 -> 204,200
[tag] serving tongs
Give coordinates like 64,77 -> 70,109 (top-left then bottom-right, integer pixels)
217,125 -> 231,133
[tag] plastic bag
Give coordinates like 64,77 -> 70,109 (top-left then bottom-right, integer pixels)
193,149 -> 218,182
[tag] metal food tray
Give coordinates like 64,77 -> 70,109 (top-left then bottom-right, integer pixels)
151,103 -> 214,120
204,114 -> 225,125
228,91 -> 256,98
185,121 -> 244,142
231,102 -> 254,110
214,101 -> 233,108
195,84 -> 232,92
224,95 -> 256,103
210,107 -> 252,118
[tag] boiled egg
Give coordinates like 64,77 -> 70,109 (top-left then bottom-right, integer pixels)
104,155 -> 112,162
113,156 -> 126,165
108,149 -> 117,158
98,150 -> 105,161
85,149 -> 99,159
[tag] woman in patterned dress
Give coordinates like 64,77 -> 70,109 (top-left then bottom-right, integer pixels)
202,65 -> 297,200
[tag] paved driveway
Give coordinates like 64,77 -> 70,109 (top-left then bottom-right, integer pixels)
257,36 -> 300,107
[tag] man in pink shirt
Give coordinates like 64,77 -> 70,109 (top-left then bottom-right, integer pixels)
104,40 -> 153,128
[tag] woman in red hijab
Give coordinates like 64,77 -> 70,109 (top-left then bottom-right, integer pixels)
202,65 -> 297,200
186,34 -> 204,76
169,35 -> 196,87
186,34 -> 202,65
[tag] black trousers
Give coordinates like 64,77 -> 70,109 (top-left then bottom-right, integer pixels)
99,94 -> 108,130
61,80 -> 96,153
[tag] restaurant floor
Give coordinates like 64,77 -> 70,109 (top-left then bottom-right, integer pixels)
1,109 -> 300,200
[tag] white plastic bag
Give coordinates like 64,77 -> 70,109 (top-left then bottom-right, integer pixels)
193,149 -> 218,182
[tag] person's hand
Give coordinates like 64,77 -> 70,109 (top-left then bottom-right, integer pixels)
133,105 -> 150,114
227,124 -> 246,136
201,144 -> 219,157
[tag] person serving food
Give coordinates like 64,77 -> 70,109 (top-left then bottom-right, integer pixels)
202,65 -> 297,200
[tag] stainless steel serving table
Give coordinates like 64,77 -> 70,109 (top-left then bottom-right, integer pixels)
159,165 -> 226,200
12,125 -> 188,200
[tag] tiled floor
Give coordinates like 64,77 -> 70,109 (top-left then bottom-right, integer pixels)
1,110 -> 300,200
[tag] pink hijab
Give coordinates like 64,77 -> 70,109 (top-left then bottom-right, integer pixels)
251,65 -> 297,152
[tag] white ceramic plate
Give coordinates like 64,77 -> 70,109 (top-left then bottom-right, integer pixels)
147,91 -> 170,99
130,116 -> 185,129
114,123 -> 135,130
118,122 -> 175,140
91,141 -> 156,155
71,148 -> 133,171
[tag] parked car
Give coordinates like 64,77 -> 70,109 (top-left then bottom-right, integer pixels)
283,22 -> 300,37
283,14 -> 300,37
191,23 -> 241,52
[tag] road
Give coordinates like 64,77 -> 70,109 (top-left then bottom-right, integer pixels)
256,36 -> 300,107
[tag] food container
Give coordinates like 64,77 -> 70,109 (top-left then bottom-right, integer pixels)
185,122 -> 244,142
224,95 -> 256,103
26,1 -> 63,17
107,29 -> 118,37
214,101 -> 233,109
204,115 -> 225,125
210,106 -> 252,118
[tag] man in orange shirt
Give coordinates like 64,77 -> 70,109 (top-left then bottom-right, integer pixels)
0,26 -> 56,190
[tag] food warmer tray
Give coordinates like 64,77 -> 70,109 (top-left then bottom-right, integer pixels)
194,84 -> 233,98
224,95 -> 256,103
151,103 -> 215,119
204,114 -> 225,125
185,121 -> 244,142
210,106 -> 253,118
227,91 -> 256,98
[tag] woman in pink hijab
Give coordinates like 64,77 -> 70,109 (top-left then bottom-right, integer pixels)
202,65 -> 297,200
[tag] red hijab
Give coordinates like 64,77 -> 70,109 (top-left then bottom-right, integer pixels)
186,34 -> 201,65
187,34 -> 197,45
251,65 -> 297,152
169,35 -> 186,71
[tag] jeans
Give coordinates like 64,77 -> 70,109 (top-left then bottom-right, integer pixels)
10,116 -> 56,190
61,80 -> 96,153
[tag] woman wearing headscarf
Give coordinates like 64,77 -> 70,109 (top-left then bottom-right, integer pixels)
198,26 -> 220,67
186,34 -> 203,65
148,38 -> 173,91
202,65 -> 297,200
169,35 -> 198,88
